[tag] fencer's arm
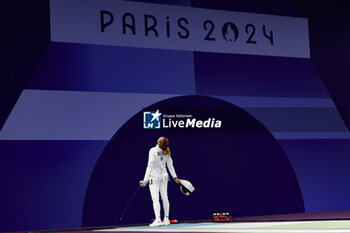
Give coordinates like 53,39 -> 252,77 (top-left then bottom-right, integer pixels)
143,148 -> 156,182
166,155 -> 178,180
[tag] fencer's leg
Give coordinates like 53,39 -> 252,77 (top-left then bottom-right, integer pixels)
160,180 -> 170,226
149,179 -> 162,227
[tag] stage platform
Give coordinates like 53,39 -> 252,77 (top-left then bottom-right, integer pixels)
19,210 -> 350,233
96,221 -> 350,232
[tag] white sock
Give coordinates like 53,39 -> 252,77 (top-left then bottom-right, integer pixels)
162,197 -> 169,219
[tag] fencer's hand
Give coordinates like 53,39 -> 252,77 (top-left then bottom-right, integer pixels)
174,178 -> 181,184
139,180 -> 147,187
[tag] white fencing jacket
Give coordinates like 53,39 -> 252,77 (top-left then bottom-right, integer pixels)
143,145 -> 177,183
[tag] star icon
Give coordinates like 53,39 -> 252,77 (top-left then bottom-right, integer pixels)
151,110 -> 161,122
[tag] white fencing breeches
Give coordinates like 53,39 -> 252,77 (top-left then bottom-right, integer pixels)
149,177 -> 169,220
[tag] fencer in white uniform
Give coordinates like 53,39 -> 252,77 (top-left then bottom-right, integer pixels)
139,137 -> 181,227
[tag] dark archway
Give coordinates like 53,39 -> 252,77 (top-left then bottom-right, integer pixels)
82,95 -> 304,227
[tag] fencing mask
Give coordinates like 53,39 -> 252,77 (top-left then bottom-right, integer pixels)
180,179 -> 195,196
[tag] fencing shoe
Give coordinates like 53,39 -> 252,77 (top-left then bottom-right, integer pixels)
149,218 -> 162,227
162,217 -> 170,226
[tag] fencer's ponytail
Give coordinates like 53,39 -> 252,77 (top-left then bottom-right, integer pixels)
159,137 -> 171,156
164,147 -> 171,156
